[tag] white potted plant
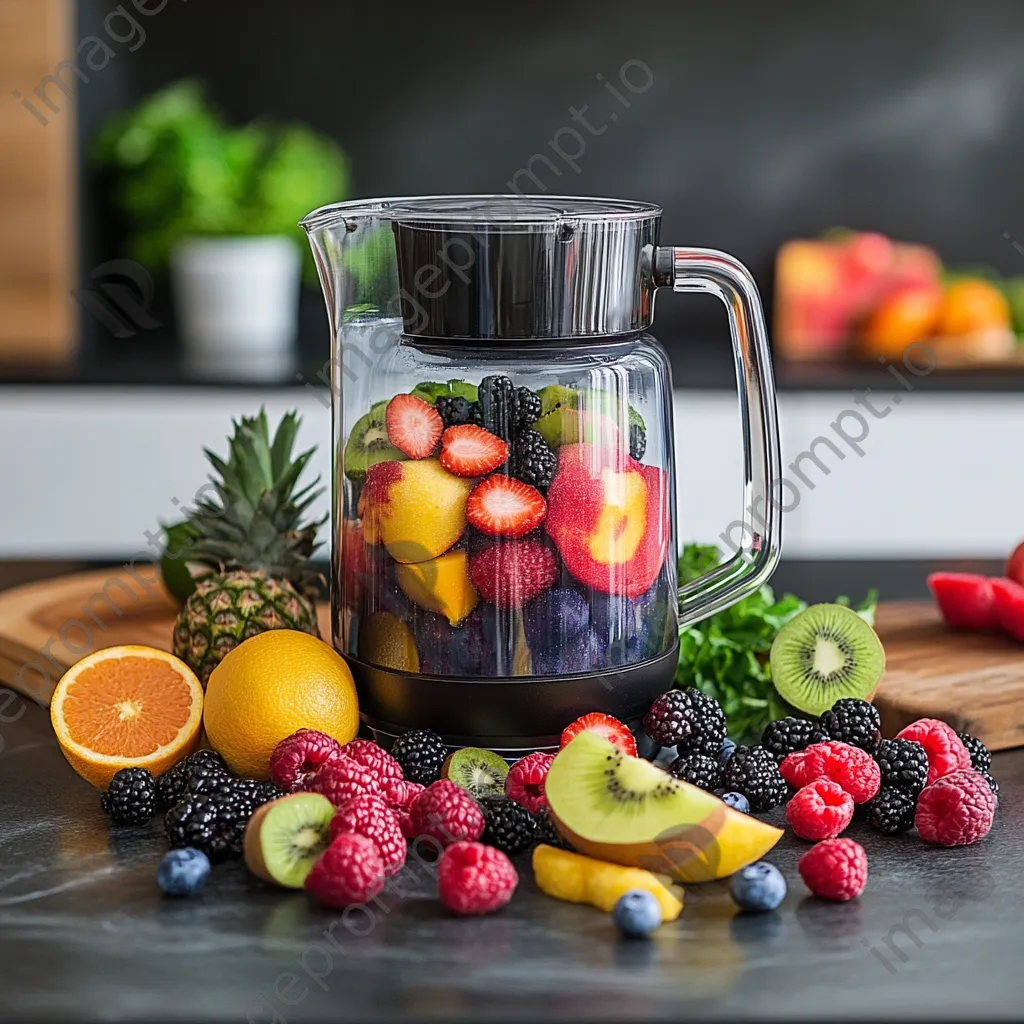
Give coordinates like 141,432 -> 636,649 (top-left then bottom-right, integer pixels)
94,80 -> 349,377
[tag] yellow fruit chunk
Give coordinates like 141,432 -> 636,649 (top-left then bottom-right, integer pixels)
357,611 -> 420,671
396,550 -> 479,625
545,732 -> 783,883
532,844 -> 684,921
588,467 -> 647,565
203,630 -> 359,779
50,645 -> 204,789
359,459 -> 474,564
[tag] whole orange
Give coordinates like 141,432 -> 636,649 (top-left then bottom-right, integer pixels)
860,286 -> 943,359
202,630 -> 358,779
938,279 -> 1011,336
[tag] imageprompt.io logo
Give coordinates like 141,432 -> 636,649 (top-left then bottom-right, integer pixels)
72,259 -> 161,338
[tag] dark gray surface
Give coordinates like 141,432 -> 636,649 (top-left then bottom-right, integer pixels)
0,561 -> 1021,1021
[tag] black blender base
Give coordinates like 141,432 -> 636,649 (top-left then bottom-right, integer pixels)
347,644 -> 679,755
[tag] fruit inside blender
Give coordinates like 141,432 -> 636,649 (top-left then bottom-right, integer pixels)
338,375 -> 677,678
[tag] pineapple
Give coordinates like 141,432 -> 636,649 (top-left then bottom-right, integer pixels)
172,410 -> 325,686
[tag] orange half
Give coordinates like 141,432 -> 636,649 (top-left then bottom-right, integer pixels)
51,645 -> 204,789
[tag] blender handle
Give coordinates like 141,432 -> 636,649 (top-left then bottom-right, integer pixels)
653,246 -> 783,629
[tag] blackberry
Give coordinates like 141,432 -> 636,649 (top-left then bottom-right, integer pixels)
165,790 -> 254,862
390,729 -> 448,785
532,808 -> 573,851
866,786 -> 917,835
874,738 -> 929,794
157,750 -> 228,808
957,732 -> 992,773
474,375 -> 516,443
479,796 -> 538,856
761,717 -> 828,761
667,752 -> 720,791
980,770 -> 999,796
513,386 -> 542,428
643,688 -> 726,755
436,395 -> 474,428
629,422 -> 647,462
820,698 -> 881,754
720,745 -> 787,812
512,430 -> 557,492
101,767 -> 159,825
185,763 -> 238,798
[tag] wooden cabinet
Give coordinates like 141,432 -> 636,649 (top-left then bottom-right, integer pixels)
0,0 -> 75,365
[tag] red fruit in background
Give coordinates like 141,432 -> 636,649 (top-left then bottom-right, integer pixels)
915,769 -> 997,847
340,739 -> 404,783
896,719 -> 971,786
504,751 -> 554,814
439,425 -> 508,477
329,794 -> 407,875
339,520 -> 370,608
927,572 -> 997,631
469,538 -> 558,607
990,578 -> 1024,642
302,757 -> 380,806
437,841 -> 519,916
386,394 -> 443,459
786,780 -> 855,841
1005,541 -> 1024,586
544,444 -> 669,599
798,838 -> 867,901
560,712 -> 637,757
466,475 -> 546,537
304,833 -> 385,908
269,729 -> 345,792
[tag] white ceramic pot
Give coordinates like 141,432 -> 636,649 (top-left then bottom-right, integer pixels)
171,236 -> 302,379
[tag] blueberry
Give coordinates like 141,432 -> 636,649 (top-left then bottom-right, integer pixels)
523,589 -> 590,651
720,791 -> 750,814
157,848 -> 210,897
612,889 -> 662,938
534,628 -> 593,676
730,861 -> 787,913
719,738 -> 738,767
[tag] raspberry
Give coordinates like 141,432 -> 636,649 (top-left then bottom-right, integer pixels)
302,757 -> 380,807
896,719 -> 971,786
329,794 -> 407,875
379,778 -> 424,838
304,833 -> 385,907
409,779 -> 485,849
798,838 -> 868,901
269,729 -> 344,792
340,739 -> 404,783
436,841 -> 518,915
786,780 -> 855,840
505,752 -> 554,814
915,769 -> 997,847
781,741 -> 880,804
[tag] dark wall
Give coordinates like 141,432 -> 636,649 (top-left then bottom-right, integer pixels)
77,0 -> 1024,375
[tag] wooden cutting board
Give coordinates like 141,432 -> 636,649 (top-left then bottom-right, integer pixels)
0,572 -> 1021,750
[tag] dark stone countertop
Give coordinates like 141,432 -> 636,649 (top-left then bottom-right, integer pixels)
1,561 -> 1021,1022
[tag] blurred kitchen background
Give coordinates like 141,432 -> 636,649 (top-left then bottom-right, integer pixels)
2,0 -> 1023,574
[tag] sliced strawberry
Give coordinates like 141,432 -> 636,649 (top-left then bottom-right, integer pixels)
468,538 -> 557,607
928,572 -> 998,631
560,712 -> 638,756
386,394 -> 443,459
439,425 -> 508,477
990,577 -> 1024,641
466,476 -> 546,538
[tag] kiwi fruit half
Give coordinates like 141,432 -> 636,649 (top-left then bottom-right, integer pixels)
344,400 -> 406,481
441,747 -> 509,799
770,603 -> 885,716
244,793 -> 335,889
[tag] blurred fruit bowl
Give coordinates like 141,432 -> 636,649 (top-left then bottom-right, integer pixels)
774,230 -> 1024,367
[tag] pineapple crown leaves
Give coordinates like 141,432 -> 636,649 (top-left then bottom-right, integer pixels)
188,408 -> 327,597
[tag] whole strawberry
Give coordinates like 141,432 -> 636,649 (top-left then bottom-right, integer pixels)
329,794 -> 407,875
303,757 -> 380,807
915,769 -> 997,847
269,729 -> 344,792
437,841 -> 519,916
305,833 -> 385,908
409,779 -> 484,849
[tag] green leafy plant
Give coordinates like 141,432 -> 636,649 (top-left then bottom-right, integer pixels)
675,544 -> 878,742
93,79 -> 349,283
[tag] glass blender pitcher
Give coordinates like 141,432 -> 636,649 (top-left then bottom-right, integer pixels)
302,196 -> 781,755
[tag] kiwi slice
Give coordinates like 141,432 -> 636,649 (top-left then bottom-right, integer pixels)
410,380 -> 479,404
441,747 -> 509,799
243,793 -> 335,889
537,384 -> 579,417
770,603 -> 885,716
343,400 -> 406,481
